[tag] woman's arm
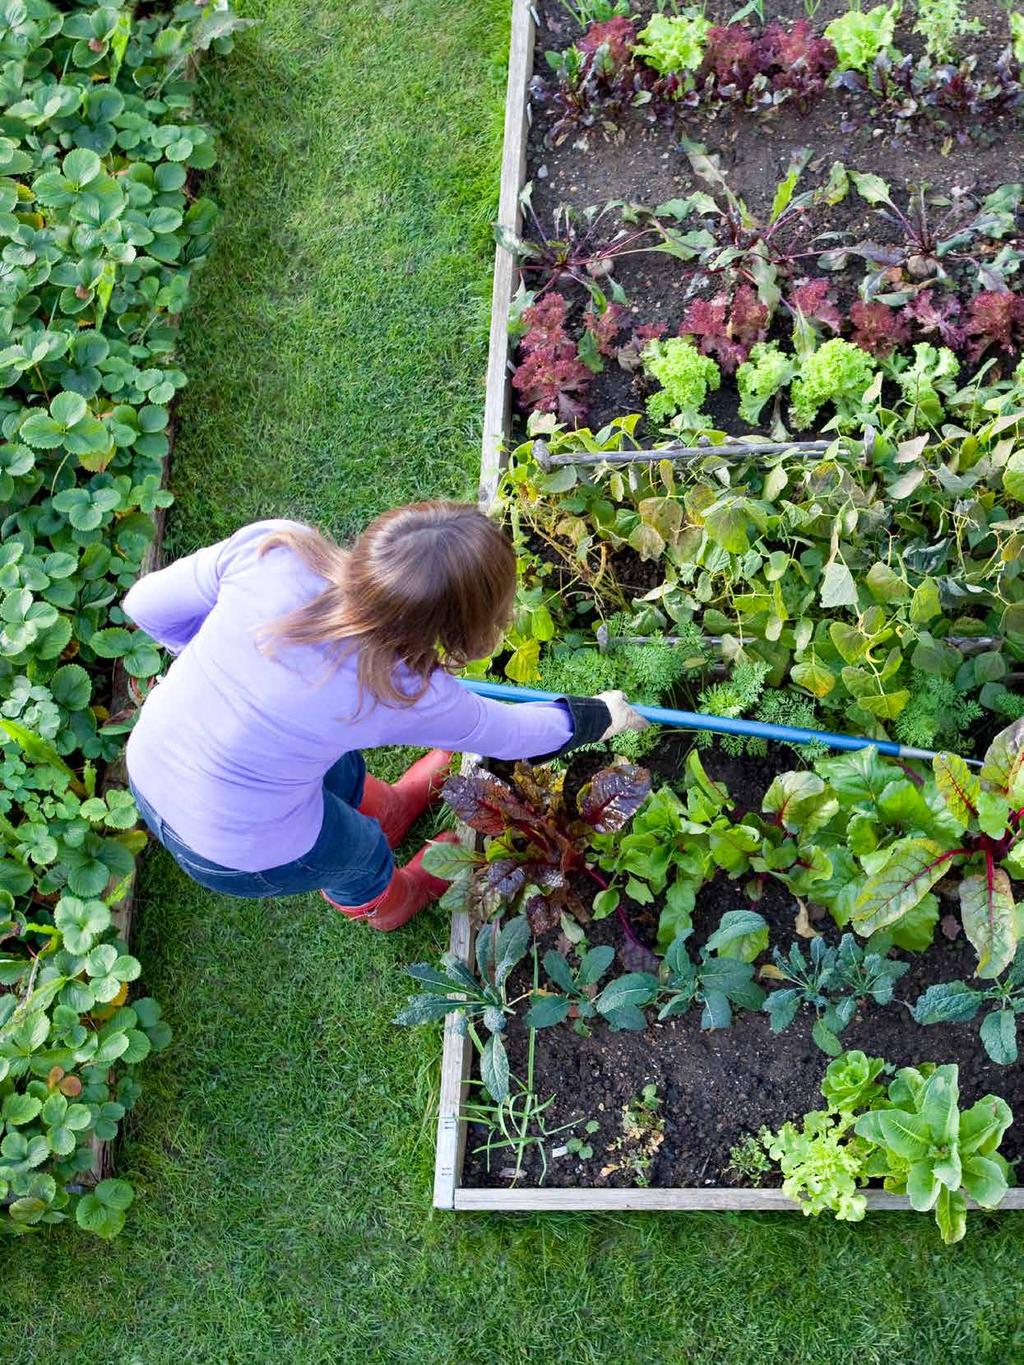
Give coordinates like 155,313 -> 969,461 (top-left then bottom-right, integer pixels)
123,540 -> 228,654
123,520 -> 299,654
376,669 -> 611,760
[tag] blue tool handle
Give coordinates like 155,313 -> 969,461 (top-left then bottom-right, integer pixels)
457,676 -> 909,757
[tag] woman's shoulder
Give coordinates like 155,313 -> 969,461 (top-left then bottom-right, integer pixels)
218,519 -> 313,571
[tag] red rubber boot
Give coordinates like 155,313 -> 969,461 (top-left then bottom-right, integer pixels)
357,749 -> 454,848
323,833 -> 460,932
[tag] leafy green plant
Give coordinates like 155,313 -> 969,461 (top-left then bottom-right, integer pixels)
854,1062 -> 1012,1243
525,942 -> 655,1034
0,0 -> 239,1236
500,414 -> 1024,746
396,915 -> 531,1103
657,914 -> 767,1027
590,774 -> 711,948
737,341 -> 797,425
765,1050 -> 1014,1240
790,338 -> 879,430
559,0 -> 632,26
565,1119 -> 601,1160
911,0 -> 980,63
913,946 -> 1024,1063
825,4 -> 901,73
724,1129 -> 773,1183
633,13 -> 711,78
762,934 -> 909,1054
462,941 -> 580,1184
433,759 -> 651,933
838,726 -> 1024,976
1012,11 -> 1024,64
767,1105 -> 870,1220
643,337 -> 721,431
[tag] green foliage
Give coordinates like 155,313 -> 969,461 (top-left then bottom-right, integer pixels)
395,916 -> 532,1102
790,339 -> 878,431
736,341 -> 797,425
828,726 -> 1024,976
820,1049 -> 889,1112
0,985 -> 170,1234
913,946 -> 1024,1064
854,1063 -> 1013,1243
724,1129 -> 773,1183
0,0 -> 234,1237
501,417 -> 1024,739
894,673 -> 982,752
633,13 -> 711,77
526,943 -> 660,1034
911,0 -> 980,63
763,935 -> 909,1055
765,1051 -> 1014,1241
885,343 -> 960,425
643,337 -> 720,431
1012,11 -> 1024,64
824,4 -> 901,72
767,1106 -> 870,1221
657,915 -> 767,1028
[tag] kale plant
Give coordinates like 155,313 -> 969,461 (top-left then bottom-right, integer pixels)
762,934 -> 909,1054
913,945 -> 1024,1063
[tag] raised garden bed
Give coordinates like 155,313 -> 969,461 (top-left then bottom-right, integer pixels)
426,0 -> 1024,1228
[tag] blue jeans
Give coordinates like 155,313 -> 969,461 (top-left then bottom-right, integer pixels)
130,752 -> 394,906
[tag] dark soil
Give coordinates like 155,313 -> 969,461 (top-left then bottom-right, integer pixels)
520,0 -> 1024,435
463,734 -> 1023,1190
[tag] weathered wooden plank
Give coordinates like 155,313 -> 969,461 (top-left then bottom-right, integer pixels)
452,1187 -> 1024,1213
479,0 -> 536,514
432,822 -> 476,1210
85,459 -> 171,1185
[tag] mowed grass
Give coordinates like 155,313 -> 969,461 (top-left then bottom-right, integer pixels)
4,3 -> 1024,1361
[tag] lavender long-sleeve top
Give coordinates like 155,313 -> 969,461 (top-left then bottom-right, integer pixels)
123,520 -> 573,871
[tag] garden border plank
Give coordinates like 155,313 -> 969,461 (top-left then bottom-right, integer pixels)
433,0 -> 1024,1217
84,434 -> 172,1183
479,0 -> 536,513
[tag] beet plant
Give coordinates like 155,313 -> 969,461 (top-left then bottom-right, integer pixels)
431,759 -> 651,933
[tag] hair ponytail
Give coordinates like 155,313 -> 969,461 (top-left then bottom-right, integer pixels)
260,503 -> 515,706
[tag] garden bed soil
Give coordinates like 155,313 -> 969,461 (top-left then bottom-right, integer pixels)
522,0 -> 1024,435
462,734 -> 1024,1190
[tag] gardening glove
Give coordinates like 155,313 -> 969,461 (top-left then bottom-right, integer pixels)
595,690 -> 650,740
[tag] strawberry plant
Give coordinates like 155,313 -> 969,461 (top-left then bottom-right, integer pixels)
0,0 -> 245,1236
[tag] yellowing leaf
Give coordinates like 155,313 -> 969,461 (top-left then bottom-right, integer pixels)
960,869 -> 1017,980
910,577 -> 941,625
852,837 -> 955,936
933,752 -> 980,828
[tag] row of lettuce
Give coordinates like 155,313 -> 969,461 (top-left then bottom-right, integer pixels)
0,1 -> 248,1239
539,1 -> 1024,144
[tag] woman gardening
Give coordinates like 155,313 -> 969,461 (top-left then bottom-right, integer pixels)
123,503 -> 646,930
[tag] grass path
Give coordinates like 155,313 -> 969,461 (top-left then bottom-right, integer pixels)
3,3 -> 1024,1361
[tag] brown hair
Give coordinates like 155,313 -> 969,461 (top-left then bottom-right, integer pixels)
260,502 -> 516,706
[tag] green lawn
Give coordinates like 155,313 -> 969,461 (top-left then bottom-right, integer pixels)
4,3 -> 1024,1361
